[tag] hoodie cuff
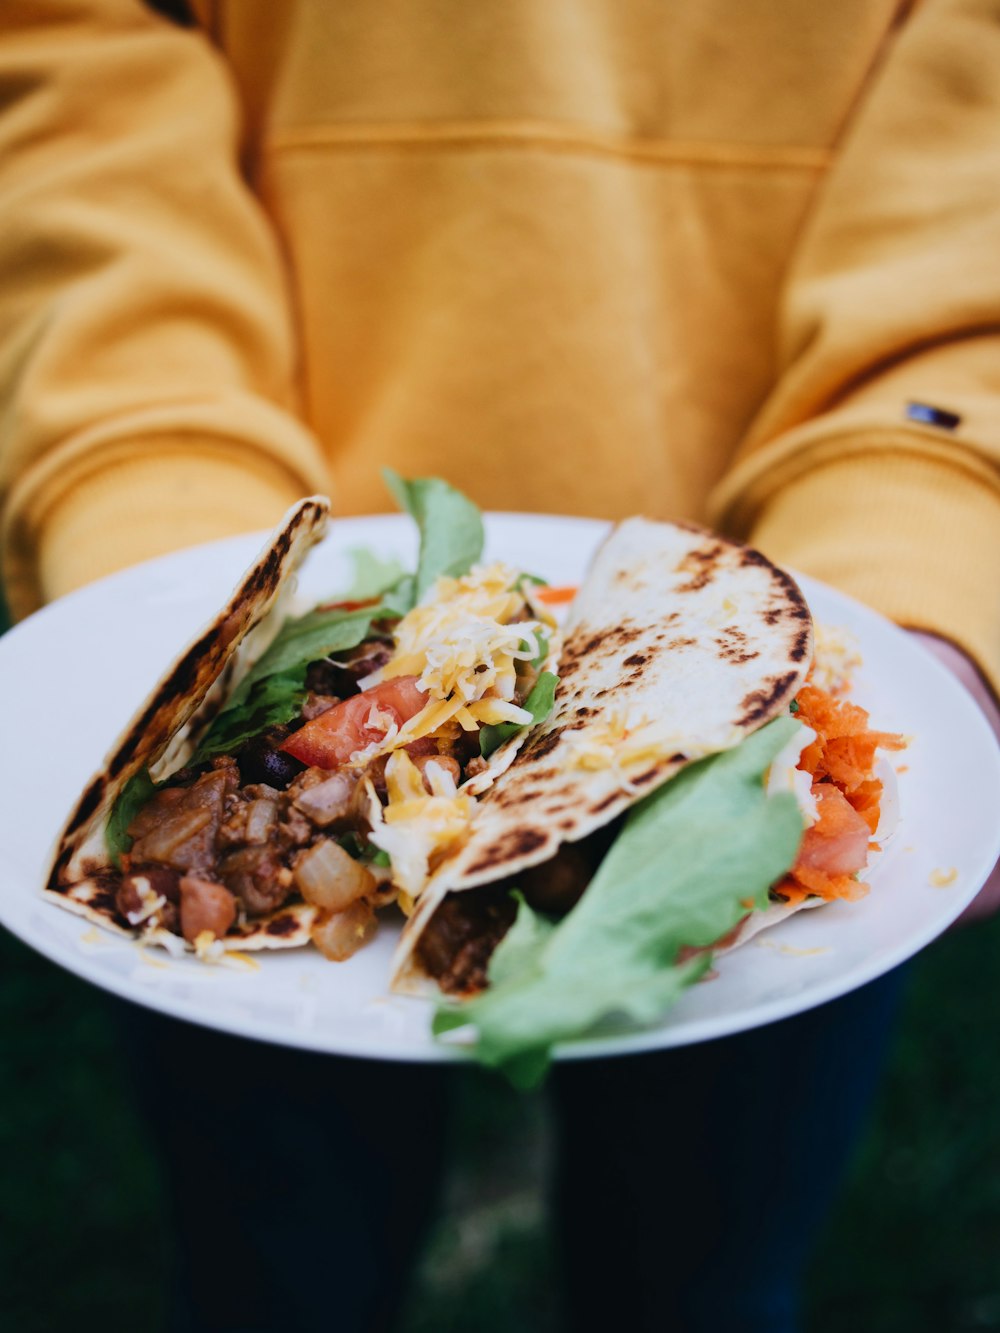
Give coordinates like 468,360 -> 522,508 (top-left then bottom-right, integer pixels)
11,442 -> 315,618
747,448 -> 1000,697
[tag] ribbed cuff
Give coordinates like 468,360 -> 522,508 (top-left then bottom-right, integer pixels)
748,449 -> 1000,697
10,442 -> 314,617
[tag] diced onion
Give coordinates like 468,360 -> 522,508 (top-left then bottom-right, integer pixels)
311,899 -> 377,961
131,807 -> 212,863
244,798 -> 279,844
293,840 -> 375,912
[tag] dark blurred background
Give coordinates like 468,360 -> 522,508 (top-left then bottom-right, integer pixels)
2,910 -> 1000,1331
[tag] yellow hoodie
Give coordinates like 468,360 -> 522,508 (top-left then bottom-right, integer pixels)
1,0 -> 998,690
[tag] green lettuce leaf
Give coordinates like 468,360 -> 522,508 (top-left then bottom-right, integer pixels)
192,604 -> 395,762
106,767 -> 159,868
195,474 -> 486,762
527,627 -> 550,672
383,468 -> 484,602
433,716 -> 806,1087
341,547 -> 405,601
193,668 -> 310,761
479,671 -> 559,758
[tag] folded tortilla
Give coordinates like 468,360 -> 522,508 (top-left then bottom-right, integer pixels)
42,495 -> 561,955
44,497 -> 330,951
390,517 -> 814,994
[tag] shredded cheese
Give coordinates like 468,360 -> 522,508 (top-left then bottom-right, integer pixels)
351,562 -> 548,767
123,875 -> 168,928
366,752 -> 475,898
384,562 -> 545,703
560,708 -> 680,794
811,623 -> 863,695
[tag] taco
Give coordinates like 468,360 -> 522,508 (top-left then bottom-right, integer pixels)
43,475 -> 563,960
390,519 -> 903,1082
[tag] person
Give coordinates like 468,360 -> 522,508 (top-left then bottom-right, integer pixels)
1,2 -> 997,1330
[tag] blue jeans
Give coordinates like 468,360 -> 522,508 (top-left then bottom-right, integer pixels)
115,964 -> 906,1333
550,965 -> 909,1333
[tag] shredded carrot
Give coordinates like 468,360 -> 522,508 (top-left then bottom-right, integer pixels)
773,682 -> 906,907
534,584 -> 579,606
786,863 -> 870,903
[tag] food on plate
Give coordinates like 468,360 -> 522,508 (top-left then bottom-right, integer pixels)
43,472 -> 905,1084
44,474 -> 561,959
385,521 -> 904,1085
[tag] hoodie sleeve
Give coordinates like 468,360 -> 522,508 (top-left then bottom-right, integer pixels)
709,0 -> 1000,695
0,0 -> 330,619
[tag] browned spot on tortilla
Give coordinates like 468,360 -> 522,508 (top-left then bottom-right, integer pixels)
47,777 -> 111,888
790,626 -> 811,663
623,653 -> 648,667
665,637 -> 698,651
737,671 -> 800,727
467,827 -> 550,874
653,615 -> 681,637
715,627 -> 761,666
669,753 -> 687,764
674,542 -> 726,593
88,889 -> 119,917
590,792 -> 623,815
75,776 -> 109,825
736,549 -> 810,627
494,787 -> 544,807
526,729 -> 563,760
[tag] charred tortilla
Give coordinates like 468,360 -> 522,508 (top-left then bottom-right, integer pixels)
391,517 -> 814,995
44,497 -> 329,952
41,479 -> 563,957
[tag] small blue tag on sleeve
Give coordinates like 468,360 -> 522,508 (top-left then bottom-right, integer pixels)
906,402 -> 961,431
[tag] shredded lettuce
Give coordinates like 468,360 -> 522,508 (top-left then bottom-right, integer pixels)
433,717 -> 806,1087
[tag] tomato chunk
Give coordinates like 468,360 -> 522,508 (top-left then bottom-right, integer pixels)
280,675 -> 427,770
796,784 -> 871,879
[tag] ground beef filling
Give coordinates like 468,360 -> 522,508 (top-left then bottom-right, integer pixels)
415,825 -> 622,994
415,887 -> 519,995
112,636 -> 486,949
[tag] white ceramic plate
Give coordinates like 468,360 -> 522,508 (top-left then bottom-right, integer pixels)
1,513 -> 998,1062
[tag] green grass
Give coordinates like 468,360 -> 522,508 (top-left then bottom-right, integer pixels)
2,915 -> 999,1330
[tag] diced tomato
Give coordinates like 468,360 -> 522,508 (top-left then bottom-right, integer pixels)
280,676 -> 427,770
796,784 -> 871,879
776,681 -> 906,905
